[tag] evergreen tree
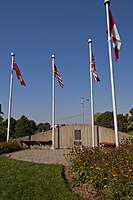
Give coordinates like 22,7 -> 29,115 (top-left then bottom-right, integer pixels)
15,115 -> 34,137
36,122 -> 50,132
95,111 -> 114,129
0,104 -> 6,141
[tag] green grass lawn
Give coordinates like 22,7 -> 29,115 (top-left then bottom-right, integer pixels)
0,156 -> 80,200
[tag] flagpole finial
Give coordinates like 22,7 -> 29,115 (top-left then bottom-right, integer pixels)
52,54 -> 55,58
88,39 -> 92,44
104,0 -> 110,5
11,52 -> 15,57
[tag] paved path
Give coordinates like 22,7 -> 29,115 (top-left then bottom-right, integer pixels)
5,149 -> 71,166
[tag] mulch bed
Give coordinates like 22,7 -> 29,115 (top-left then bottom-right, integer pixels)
63,166 -> 111,200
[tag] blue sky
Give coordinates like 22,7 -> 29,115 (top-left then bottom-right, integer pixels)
0,0 -> 133,125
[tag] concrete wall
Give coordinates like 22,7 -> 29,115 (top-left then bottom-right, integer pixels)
98,126 -> 128,144
14,130 -> 52,148
55,124 -> 92,148
31,130 -> 52,141
54,124 -> 130,148
15,124 -> 130,148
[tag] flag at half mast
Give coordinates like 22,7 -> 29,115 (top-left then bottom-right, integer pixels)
91,52 -> 100,82
108,9 -> 121,61
13,59 -> 26,86
54,64 -> 64,88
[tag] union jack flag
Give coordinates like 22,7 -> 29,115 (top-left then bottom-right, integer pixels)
54,64 -> 64,88
91,52 -> 100,82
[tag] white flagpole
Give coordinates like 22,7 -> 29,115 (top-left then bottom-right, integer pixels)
51,54 -> 55,149
7,52 -> 15,142
88,39 -> 95,148
104,0 -> 119,147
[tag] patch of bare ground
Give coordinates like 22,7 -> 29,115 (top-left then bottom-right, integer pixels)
63,166 -> 111,200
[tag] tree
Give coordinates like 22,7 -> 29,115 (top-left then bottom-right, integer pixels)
0,104 -> 4,127
36,122 -> 50,132
95,111 -> 114,129
94,112 -> 102,123
125,108 -> 133,133
129,108 -> 133,123
3,117 -> 17,138
0,104 -> 6,141
44,122 -> 50,131
127,108 -> 133,133
0,104 -> 3,119
15,115 -> 35,137
129,108 -> 133,116
117,114 -> 128,133
30,120 -> 37,133
127,122 -> 133,133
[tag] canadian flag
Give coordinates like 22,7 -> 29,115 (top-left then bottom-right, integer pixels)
13,59 -> 26,86
108,9 -> 121,61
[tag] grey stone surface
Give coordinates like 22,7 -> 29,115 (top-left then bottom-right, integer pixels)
5,149 -> 70,166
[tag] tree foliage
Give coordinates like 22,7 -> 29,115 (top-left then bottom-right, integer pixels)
95,111 -> 114,129
3,118 -> 17,139
0,102 -> 51,141
15,115 -> 36,137
95,108 -> 133,133
0,101 -> 132,140
117,114 -> 128,133
129,108 -> 133,116
36,122 -> 50,132
30,120 -> 37,133
0,104 -> 6,141
94,112 -> 101,123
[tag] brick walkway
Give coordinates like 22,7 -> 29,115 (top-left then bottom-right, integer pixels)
5,149 -> 71,166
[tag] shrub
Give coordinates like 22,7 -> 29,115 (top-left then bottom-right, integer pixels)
0,141 -> 21,154
107,176 -> 133,200
67,139 -> 133,199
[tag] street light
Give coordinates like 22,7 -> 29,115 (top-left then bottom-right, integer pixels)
80,96 -> 89,124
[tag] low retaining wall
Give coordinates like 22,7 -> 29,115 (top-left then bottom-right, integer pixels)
14,125 -> 131,149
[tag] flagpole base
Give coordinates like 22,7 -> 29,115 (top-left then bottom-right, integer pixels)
51,146 -> 56,150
